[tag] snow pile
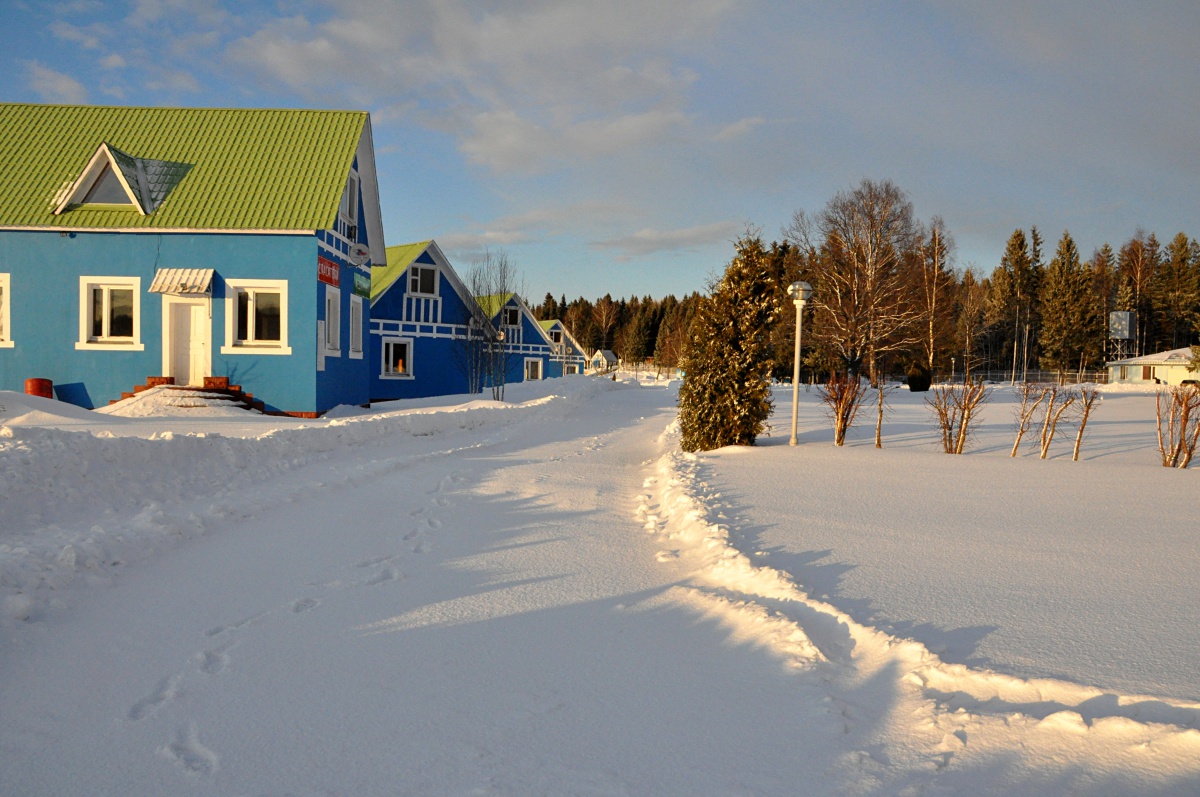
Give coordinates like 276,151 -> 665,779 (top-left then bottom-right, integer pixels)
99,385 -> 263,417
0,380 -> 601,625
640,417 -> 1200,791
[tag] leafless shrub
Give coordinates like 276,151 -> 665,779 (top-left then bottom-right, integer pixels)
873,380 -> 898,449
1011,382 -> 1048,457
926,379 -> 990,454
1156,385 -> 1200,468
1071,384 -> 1101,462
819,374 -> 864,446
1038,385 -> 1077,459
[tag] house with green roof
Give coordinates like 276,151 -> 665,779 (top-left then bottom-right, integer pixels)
476,292 -> 561,384
538,319 -> 587,377
369,239 -> 497,400
0,103 -> 385,415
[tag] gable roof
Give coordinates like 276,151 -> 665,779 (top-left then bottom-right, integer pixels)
1109,346 -> 1196,366
476,293 -> 517,320
0,103 -> 370,233
373,240 -> 433,302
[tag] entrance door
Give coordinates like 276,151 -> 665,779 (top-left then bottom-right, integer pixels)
166,299 -> 210,386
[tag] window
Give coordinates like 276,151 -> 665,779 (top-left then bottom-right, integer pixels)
503,307 -> 520,327
76,276 -> 143,350
550,329 -> 562,344
325,285 -> 341,354
81,162 -> 132,205
565,363 -> 579,375
524,358 -> 542,380
409,265 -> 437,295
0,273 -> 10,347
350,294 -> 364,358
222,279 -> 290,355
340,170 -> 359,226
382,337 -> 413,378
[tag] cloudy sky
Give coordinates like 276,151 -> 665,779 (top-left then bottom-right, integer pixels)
5,0 -> 1199,301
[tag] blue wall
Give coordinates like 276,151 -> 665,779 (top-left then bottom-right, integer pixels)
369,251 -> 483,402
0,230 -> 361,413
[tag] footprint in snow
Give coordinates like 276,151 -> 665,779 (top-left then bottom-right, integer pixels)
424,517 -> 443,530
291,597 -> 319,614
356,555 -> 394,568
655,550 -> 679,562
365,567 -> 400,586
160,723 -> 218,776
197,645 -> 232,675
129,674 -> 181,721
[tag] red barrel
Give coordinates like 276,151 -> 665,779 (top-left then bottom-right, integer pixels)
24,378 -> 53,398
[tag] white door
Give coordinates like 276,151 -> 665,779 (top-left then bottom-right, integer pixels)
167,300 -> 210,386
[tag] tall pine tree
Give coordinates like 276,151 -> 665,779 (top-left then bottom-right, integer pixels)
678,235 -> 779,452
1040,230 -> 1102,376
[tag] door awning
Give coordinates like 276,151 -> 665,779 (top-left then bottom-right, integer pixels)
149,268 -> 214,295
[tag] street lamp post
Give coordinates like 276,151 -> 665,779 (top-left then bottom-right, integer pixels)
788,281 -> 813,446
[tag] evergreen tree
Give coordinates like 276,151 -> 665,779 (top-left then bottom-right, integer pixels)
678,235 -> 779,452
1040,230 -> 1101,375
1151,232 -> 1200,349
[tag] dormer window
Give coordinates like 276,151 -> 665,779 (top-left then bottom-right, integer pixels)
54,142 -> 190,216
82,163 -> 133,205
409,265 -> 437,295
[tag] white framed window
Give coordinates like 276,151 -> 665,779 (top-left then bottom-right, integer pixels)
565,363 -> 579,375
524,358 -> 542,381
325,284 -> 341,355
76,276 -> 143,350
349,294 -> 364,359
503,307 -> 520,327
0,273 -> 11,348
409,265 -> 437,296
382,337 -> 413,379
339,170 -> 359,226
550,329 -> 562,344
222,279 -> 290,355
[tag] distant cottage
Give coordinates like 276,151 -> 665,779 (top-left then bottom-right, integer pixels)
0,103 -> 385,416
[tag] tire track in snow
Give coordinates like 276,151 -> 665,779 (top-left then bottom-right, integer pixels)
638,419 -> 1200,787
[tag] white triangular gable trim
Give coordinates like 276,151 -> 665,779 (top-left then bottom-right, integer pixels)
53,143 -> 148,216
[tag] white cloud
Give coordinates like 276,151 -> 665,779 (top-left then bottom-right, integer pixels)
714,116 -> 765,143
26,61 -> 87,104
225,0 -> 738,173
591,221 -> 742,259
49,20 -> 107,49
100,53 -> 125,69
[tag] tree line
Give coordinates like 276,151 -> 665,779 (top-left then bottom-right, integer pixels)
538,179 -> 1200,385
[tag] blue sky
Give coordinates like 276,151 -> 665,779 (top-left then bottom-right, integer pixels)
5,1 -> 1199,302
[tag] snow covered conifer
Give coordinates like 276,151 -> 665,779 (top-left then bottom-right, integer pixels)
678,235 -> 779,452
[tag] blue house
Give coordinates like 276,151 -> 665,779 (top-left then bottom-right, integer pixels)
369,239 -> 495,401
538,319 -> 587,377
0,104 -> 385,416
477,293 -> 560,384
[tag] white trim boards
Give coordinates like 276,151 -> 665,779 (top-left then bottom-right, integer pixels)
75,275 -> 144,351
221,279 -> 291,355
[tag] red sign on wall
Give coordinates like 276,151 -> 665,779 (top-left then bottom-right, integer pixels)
318,255 -> 340,287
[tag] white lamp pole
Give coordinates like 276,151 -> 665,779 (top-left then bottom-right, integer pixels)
788,281 -> 813,446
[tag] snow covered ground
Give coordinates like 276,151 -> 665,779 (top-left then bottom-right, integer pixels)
1,377 -> 1198,795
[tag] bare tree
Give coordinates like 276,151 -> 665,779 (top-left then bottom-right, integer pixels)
1038,385 -> 1077,459
819,373 -> 864,446
592,295 -> 619,351
916,217 -> 957,373
1156,385 -> 1200,468
788,179 -> 921,385
927,379 -> 989,454
1011,382 -> 1048,457
956,266 -> 988,380
1072,385 -> 1101,462
467,249 -> 525,401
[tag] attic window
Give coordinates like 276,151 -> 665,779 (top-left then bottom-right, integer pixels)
54,142 -> 191,216
503,307 -> 520,327
82,163 -> 133,205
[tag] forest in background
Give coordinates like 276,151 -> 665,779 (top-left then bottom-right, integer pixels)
534,180 -> 1200,383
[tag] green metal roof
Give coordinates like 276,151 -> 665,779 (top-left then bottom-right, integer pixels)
539,320 -> 560,331
372,240 -> 432,302
0,103 -> 367,231
476,293 -> 515,320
